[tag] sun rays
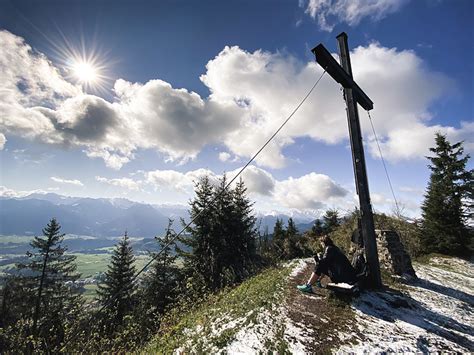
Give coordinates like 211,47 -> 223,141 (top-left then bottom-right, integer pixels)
41,29 -> 114,94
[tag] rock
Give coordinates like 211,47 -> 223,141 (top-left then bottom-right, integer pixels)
375,230 -> 417,278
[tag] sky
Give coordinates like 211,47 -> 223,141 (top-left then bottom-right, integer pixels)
0,0 -> 472,218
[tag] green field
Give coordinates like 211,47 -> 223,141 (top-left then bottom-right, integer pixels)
0,235 -> 34,244
82,284 -> 99,301
73,253 -> 151,278
0,252 -> 152,278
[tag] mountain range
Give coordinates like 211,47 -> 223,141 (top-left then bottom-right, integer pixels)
0,193 -> 316,238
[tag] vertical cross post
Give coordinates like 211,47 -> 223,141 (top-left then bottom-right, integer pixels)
336,32 -> 382,288
311,32 -> 382,288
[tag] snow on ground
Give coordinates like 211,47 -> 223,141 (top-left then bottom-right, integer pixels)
222,259 -> 310,354
186,257 -> 473,353
338,257 -> 474,353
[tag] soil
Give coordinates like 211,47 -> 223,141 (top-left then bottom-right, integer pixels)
285,261 -> 356,353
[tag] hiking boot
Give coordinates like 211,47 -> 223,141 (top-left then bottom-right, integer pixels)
297,284 -> 313,293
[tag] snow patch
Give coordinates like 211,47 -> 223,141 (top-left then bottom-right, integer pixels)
288,258 -> 312,278
337,258 -> 474,353
222,259 -> 312,353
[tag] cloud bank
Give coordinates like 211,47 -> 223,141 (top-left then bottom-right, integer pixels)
1,30 -> 471,170
95,165 -> 349,212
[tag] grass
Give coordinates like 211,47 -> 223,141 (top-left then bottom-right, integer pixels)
143,264 -> 292,354
82,284 -> 99,301
71,253 -> 150,278
414,252 -> 452,265
0,235 -> 34,244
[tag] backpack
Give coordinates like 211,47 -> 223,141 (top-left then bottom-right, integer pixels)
351,249 -> 369,288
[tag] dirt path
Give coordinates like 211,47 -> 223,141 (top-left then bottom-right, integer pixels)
285,259 -> 356,353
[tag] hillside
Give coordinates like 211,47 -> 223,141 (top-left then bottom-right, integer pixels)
144,256 -> 474,353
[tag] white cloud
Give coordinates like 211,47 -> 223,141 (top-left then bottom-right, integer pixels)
95,176 -> 141,191
0,31 -> 243,169
50,176 -> 84,186
203,44 -> 470,165
228,165 -> 276,196
152,166 -> 349,211
98,166 -> 348,212
219,151 -> 231,162
0,186 -> 49,198
1,30 -> 471,170
0,186 -> 21,198
0,133 -> 5,150
399,186 -> 424,195
274,173 -> 348,210
144,168 -> 219,193
302,0 -> 409,31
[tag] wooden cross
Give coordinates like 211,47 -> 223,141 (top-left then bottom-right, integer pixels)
312,32 -> 382,288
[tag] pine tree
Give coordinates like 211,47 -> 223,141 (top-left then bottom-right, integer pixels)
322,209 -> 341,234
311,219 -> 324,236
230,178 -> 257,280
143,220 -> 181,314
421,134 -> 473,255
272,218 -> 286,258
97,233 -> 137,328
181,175 -> 258,291
283,218 -> 299,259
4,218 -> 82,352
213,174 -> 237,287
181,175 -> 221,291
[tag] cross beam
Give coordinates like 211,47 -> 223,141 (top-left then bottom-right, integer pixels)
311,44 -> 373,111
312,32 -> 382,288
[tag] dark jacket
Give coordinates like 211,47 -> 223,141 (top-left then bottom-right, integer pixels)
315,245 -> 357,284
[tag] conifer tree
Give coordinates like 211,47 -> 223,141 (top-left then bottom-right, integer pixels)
230,178 -> 257,280
181,175 -> 258,290
144,220 -> 181,314
272,218 -> 286,258
3,218 -> 82,352
421,134 -> 473,255
97,233 -> 137,328
213,174 -> 236,286
322,209 -> 341,234
181,176 -> 220,291
311,219 -> 324,236
283,218 -> 300,259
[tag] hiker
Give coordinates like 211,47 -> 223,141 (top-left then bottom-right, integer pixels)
297,235 -> 357,293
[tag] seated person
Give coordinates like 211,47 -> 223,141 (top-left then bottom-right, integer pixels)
297,235 -> 357,293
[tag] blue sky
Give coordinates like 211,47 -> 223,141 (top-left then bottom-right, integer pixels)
0,0 -> 472,218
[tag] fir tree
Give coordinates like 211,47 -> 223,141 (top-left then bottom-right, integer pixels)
311,219 -> 324,236
97,233 -> 137,328
230,178 -> 257,280
283,218 -> 300,259
2,218 -> 82,352
272,218 -> 286,258
213,174 -> 237,287
181,175 -> 258,291
322,209 -> 341,234
421,134 -> 473,255
181,176 -> 220,291
143,220 -> 181,314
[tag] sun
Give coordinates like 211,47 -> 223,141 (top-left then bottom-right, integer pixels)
41,32 -> 112,93
72,61 -> 98,84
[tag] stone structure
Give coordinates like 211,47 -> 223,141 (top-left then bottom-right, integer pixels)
375,230 -> 417,278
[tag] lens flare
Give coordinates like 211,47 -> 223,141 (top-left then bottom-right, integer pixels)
40,30 -> 114,94
72,61 -> 98,84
